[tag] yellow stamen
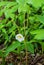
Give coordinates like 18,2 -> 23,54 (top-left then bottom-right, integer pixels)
18,36 -> 22,38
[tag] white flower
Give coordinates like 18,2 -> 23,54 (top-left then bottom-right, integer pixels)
15,34 -> 24,42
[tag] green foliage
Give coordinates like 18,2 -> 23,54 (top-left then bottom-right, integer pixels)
0,0 -> 44,60
5,41 -> 20,56
37,15 -> 44,24
30,29 -> 44,40
26,42 -> 34,54
30,0 -> 44,8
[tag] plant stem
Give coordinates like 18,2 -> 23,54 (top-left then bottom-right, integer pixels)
24,19 -> 28,65
24,40 -> 28,65
2,57 -> 5,65
24,13 -> 29,65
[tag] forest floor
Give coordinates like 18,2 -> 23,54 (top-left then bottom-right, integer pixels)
0,50 -> 44,65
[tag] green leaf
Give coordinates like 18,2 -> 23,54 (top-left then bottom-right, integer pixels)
31,29 -> 44,40
37,15 -> 44,24
18,3 -> 29,12
0,24 -> 4,30
4,2 -> 17,9
28,0 -> 44,8
0,10 -> 3,17
5,41 -> 20,56
2,28 -> 7,34
16,0 -> 29,12
0,50 -> 3,57
16,0 -> 28,4
40,42 -> 44,52
6,21 -> 12,27
26,42 -> 34,53
0,2 -> 8,7
5,11 -> 15,19
18,13 -> 24,22
8,25 -> 16,34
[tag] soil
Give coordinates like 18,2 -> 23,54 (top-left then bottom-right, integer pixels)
0,52 -> 44,65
